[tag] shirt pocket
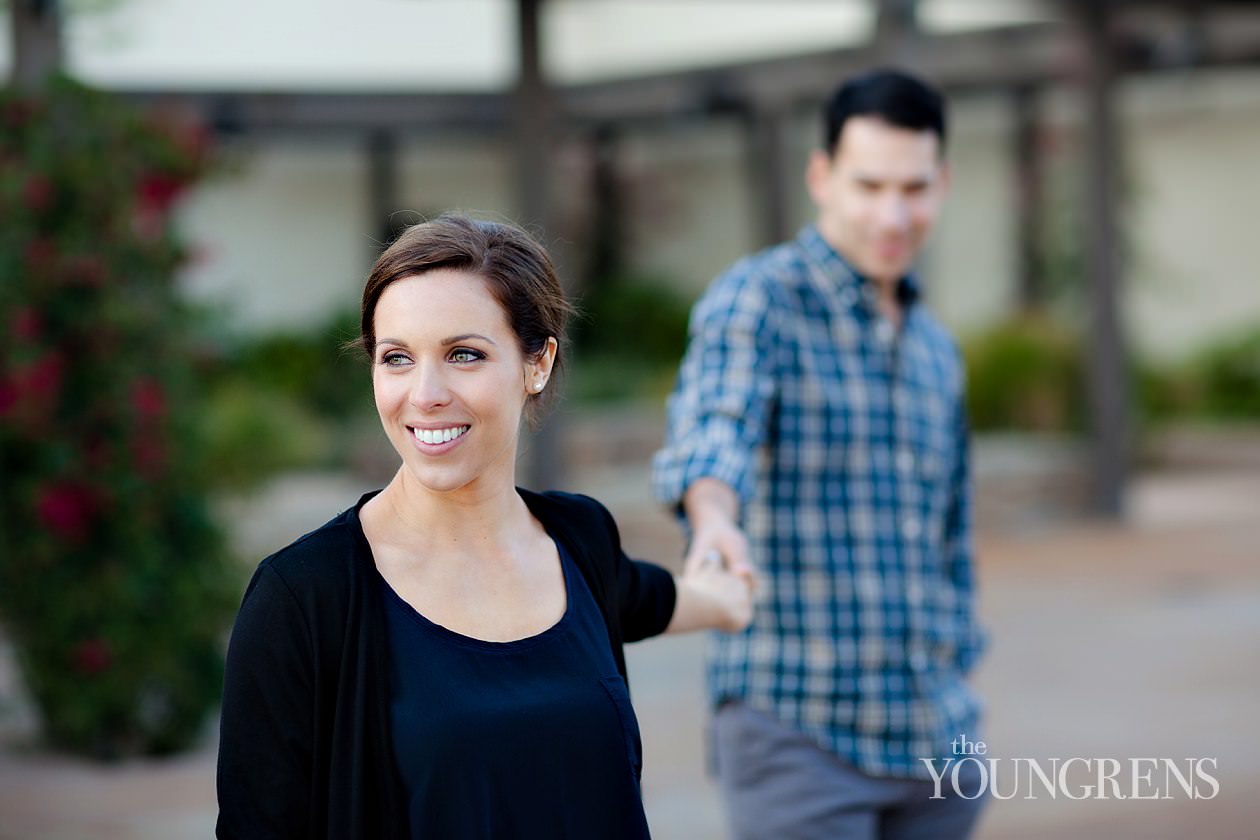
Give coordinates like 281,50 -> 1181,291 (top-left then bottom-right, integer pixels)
600,675 -> 644,783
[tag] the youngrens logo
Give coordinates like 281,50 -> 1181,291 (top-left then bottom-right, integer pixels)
922,735 -> 1220,801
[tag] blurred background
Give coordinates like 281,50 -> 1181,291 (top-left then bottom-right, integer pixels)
1,1 -> 1258,838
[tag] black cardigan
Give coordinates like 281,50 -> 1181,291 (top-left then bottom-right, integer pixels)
216,488 -> 677,840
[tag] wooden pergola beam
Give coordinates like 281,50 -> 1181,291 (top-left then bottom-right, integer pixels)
121,90 -> 511,136
111,7 -> 1260,138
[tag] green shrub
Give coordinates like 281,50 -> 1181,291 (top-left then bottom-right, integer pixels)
188,307 -> 373,487
223,308 -> 371,420
0,78 -> 235,757
1135,361 -> 1201,423
962,317 -> 1086,432
1135,326 -> 1260,425
1196,327 -> 1260,419
201,381 -> 332,491
570,272 -> 692,403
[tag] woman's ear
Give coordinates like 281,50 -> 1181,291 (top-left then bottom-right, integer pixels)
525,336 -> 558,393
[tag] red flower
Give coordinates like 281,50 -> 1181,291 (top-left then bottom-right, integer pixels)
132,436 -> 166,477
137,172 -> 184,216
35,481 -> 99,542
3,99 -> 35,129
64,254 -> 106,288
24,352 -> 64,401
12,307 -> 41,342
22,175 -> 54,213
23,238 -> 57,275
0,377 -> 17,415
73,638 -> 113,675
82,433 -> 113,469
1,353 -> 63,427
130,377 -> 166,420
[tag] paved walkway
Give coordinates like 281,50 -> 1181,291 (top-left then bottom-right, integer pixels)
2,463 -> 1258,839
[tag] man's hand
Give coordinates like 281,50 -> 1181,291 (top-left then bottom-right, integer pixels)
665,477 -> 759,634
682,477 -> 757,589
671,548 -> 754,633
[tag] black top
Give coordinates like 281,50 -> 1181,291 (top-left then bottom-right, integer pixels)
382,538 -> 651,839
216,489 -> 676,840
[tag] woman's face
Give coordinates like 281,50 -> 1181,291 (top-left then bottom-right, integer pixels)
371,269 -> 554,498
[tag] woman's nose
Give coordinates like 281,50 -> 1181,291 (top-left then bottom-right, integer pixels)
408,361 -> 452,410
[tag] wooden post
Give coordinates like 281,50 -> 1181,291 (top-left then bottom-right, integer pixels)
513,0 -> 567,491
586,124 -> 624,285
11,0 -> 64,91
1075,0 -> 1129,518
1012,83 -> 1046,312
515,0 -> 553,236
874,0 -> 921,67
367,129 -> 401,249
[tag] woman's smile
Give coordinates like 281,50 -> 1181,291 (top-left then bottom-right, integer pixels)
407,423 -> 472,452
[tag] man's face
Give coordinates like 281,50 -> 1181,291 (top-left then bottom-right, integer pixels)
806,115 -> 949,285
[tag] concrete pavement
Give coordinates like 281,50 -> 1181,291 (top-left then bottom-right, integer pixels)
2,463 -> 1257,840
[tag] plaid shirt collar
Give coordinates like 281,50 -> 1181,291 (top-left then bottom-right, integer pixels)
795,224 -> 922,317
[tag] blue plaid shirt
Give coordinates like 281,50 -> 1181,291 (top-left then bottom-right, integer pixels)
653,225 -> 985,778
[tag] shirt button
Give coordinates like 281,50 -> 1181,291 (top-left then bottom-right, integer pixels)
896,449 -> 915,474
902,517 -> 921,540
874,320 -> 894,344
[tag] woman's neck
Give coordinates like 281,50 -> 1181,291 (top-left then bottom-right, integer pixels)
366,469 -> 535,564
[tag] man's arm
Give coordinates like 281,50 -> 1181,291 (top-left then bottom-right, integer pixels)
665,477 -> 756,633
652,268 -> 779,585
943,393 -> 985,675
681,477 -> 754,584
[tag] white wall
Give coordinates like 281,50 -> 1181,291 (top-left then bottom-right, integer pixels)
924,94 -> 1021,334
1123,70 -> 1260,361
173,67 -> 1260,362
178,140 -> 370,331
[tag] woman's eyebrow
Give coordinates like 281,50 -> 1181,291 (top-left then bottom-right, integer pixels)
442,333 -> 497,346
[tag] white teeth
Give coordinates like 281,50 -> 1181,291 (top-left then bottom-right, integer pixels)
413,425 -> 469,445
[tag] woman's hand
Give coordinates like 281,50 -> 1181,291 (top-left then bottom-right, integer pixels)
666,542 -> 756,635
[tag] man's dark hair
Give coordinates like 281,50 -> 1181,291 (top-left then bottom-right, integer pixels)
822,68 -> 946,155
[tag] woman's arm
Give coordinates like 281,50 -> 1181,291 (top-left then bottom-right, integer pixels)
216,564 -> 315,840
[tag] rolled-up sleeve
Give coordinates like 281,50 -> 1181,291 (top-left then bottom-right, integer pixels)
652,265 -> 779,515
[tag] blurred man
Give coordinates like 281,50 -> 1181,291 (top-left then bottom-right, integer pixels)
653,69 -> 987,839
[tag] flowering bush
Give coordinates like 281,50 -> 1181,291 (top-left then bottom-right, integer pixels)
0,77 -> 235,757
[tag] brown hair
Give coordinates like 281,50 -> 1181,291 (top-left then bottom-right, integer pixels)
358,213 -> 573,425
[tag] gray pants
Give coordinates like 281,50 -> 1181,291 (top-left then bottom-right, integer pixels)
713,703 -> 987,840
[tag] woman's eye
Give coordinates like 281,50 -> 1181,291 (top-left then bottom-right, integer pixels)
449,348 -> 484,364
381,351 -> 409,366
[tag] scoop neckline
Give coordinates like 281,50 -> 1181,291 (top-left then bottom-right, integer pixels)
375,534 -> 574,652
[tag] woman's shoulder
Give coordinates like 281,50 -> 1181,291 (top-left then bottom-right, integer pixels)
248,499 -> 374,603
519,489 -> 616,542
521,487 -> 608,516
